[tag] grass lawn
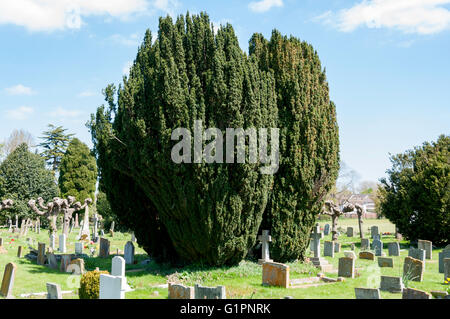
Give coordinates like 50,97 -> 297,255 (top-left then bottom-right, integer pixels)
0,218 -> 448,299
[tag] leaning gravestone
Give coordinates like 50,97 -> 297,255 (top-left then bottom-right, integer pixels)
380,276 -> 403,293
361,238 -> 370,250
324,241 -> 334,257
262,262 -> 289,288
338,257 -> 355,278
371,226 -> 379,239
346,227 -> 354,237
46,283 -> 62,299
388,242 -> 400,256
402,288 -> 431,299
99,238 -> 110,258
0,262 -> 17,298
124,241 -> 135,265
168,283 -> 194,299
324,224 -> 330,236
417,240 -> 432,260
378,257 -> 394,268
194,284 -> 226,299
403,256 -> 424,282
354,288 -> 381,299
438,246 -> 450,273
372,239 -> 383,256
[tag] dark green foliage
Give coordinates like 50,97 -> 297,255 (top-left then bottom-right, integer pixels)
249,31 -> 340,262
0,143 -> 58,222
59,138 -> 97,202
379,135 -> 449,246
79,270 -> 109,299
39,124 -> 74,174
89,12 -> 339,265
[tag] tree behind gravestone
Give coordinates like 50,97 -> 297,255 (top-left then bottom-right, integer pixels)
58,138 -> 97,203
0,143 -> 58,223
379,134 -> 449,246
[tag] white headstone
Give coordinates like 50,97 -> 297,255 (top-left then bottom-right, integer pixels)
59,234 -> 66,253
49,234 -> 56,251
75,242 -> 83,254
99,274 -> 124,299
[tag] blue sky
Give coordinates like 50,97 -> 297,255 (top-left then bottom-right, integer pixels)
0,0 -> 449,184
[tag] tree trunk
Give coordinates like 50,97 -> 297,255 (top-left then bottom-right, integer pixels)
357,213 -> 364,239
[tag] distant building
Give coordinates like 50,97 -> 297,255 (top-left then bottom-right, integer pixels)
343,194 -> 377,219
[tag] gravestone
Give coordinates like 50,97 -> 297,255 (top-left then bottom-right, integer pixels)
168,283 -> 194,299
37,243 -> 46,265
99,274 -> 124,299
444,258 -> 450,283
354,288 -> 381,299
46,283 -> 62,299
124,241 -> 135,265
344,251 -> 356,260
408,248 -> 426,263
378,257 -> 394,268
99,238 -> 110,258
372,239 -> 383,256
46,253 -> 58,270
262,262 -> 289,288
324,241 -> 334,257
388,242 -> 400,256
417,240 -> 432,259
194,284 -> 226,299
351,243 -> 355,251
359,251 -> 375,260
403,256 -> 424,282
17,246 -> 23,258
334,242 -> 341,253
60,255 -> 72,272
0,238 -> 3,246
338,257 -> 355,278
438,247 -> 450,273
49,234 -> 56,251
258,230 -> 273,264
402,288 -> 431,299
67,259 -> 85,275
373,234 -> 381,241
309,224 -> 332,271
380,276 -> 403,293
0,262 -> 17,298
346,227 -> 354,237
371,226 -> 379,239
74,213 -> 79,228
59,234 -> 67,253
324,224 -> 330,236
75,242 -> 83,255
361,238 -> 370,250
111,256 -> 130,291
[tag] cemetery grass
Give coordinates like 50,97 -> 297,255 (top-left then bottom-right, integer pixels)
0,218 -> 448,299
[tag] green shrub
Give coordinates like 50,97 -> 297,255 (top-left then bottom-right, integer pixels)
79,269 -> 109,299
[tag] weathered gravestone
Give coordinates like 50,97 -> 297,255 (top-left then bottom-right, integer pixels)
380,276 -> 403,293
378,257 -> 394,268
370,226 -> 379,239
194,284 -> 226,299
67,258 -> 85,275
60,254 -> 72,272
338,257 -> 355,278
46,283 -> 62,299
417,240 -> 432,260
258,230 -> 272,264
438,246 -> 450,273
403,256 -> 424,282
37,242 -> 46,265
324,224 -> 330,236
402,287 -> 431,299
99,238 -> 110,258
262,262 -> 289,288
359,251 -> 375,260
444,258 -> 450,283
17,246 -> 23,258
124,241 -> 135,265
346,227 -> 354,237
75,242 -> 83,255
372,239 -> 383,256
324,241 -> 334,257
354,288 -> 381,299
46,252 -> 58,270
334,242 -> 341,253
388,242 -> 400,256
408,248 -> 426,263
0,262 -> 17,298
99,274 -> 124,299
59,234 -> 67,253
344,251 -> 356,260
361,238 -> 370,250
168,283 -> 194,299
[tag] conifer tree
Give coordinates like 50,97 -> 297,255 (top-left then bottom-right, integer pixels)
39,124 -> 74,175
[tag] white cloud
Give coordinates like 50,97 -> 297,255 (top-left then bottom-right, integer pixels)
316,0 -> 450,35
249,0 -> 283,13
5,106 -> 34,120
48,107 -> 82,118
5,84 -> 35,95
122,61 -> 133,76
0,0 -> 149,32
109,33 -> 141,46
153,0 -> 181,16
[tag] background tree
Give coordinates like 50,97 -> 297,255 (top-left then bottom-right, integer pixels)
58,138 -> 97,203
379,134 -> 449,245
95,191 -> 115,231
0,143 -> 58,223
3,129 -> 34,156
39,124 -> 74,175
